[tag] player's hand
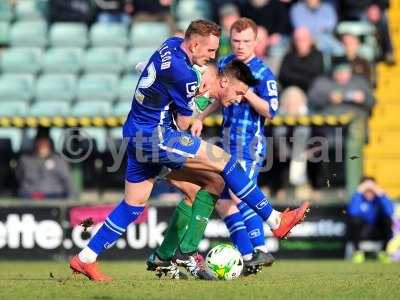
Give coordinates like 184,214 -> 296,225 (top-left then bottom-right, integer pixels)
351,90 -> 366,103
191,119 -> 203,137
329,90 -> 343,104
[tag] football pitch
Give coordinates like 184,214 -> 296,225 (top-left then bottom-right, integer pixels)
0,260 -> 399,300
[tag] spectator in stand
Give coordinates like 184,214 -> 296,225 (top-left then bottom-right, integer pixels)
49,0 -> 95,24
94,0 -> 132,25
239,0 -> 291,53
269,86 -> 312,201
308,63 -> 374,117
16,132 -> 78,200
364,3 -> 395,64
279,27 -> 325,93
290,0 -> 343,55
332,33 -> 374,85
347,176 -> 394,263
338,0 -> 389,21
130,0 -> 172,23
217,3 -> 240,58
254,26 -> 283,74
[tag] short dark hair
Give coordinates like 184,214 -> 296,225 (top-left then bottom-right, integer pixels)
221,60 -> 259,87
185,20 -> 221,40
360,176 -> 376,184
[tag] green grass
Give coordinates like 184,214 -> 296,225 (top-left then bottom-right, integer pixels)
0,260 -> 399,300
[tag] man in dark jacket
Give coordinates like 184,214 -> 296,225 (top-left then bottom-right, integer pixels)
279,27 -> 324,92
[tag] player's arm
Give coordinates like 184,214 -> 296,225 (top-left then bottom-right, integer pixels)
191,100 -> 221,136
176,113 -> 192,131
166,67 -> 197,131
243,89 -> 272,119
245,72 -> 279,119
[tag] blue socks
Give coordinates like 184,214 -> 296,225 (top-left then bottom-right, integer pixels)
237,202 -> 266,248
224,212 -> 253,257
220,157 -> 273,220
87,200 -> 145,255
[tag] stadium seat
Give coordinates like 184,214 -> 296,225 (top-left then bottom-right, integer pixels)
336,21 -> 375,36
30,100 -> 70,116
0,1 -> 13,22
9,21 -> 47,47
118,74 -> 140,102
90,23 -> 128,47
0,48 -> 43,74
42,47 -> 84,75
0,101 -> 29,116
0,128 -> 23,152
0,21 -> 10,45
77,74 -> 118,102
35,74 -> 77,102
113,101 -> 131,116
126,47 -> 154,73
49,23 -> 88,48
84,47 -> 125,74
0,74 -> 35,102
71,101 -> 112,116
175,0 -> 210,21
130,22 -> 169,47
15,0 -> 44,20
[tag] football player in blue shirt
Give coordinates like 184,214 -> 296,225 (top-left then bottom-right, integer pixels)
191,18 -> 280,273
69,20 -> 309,281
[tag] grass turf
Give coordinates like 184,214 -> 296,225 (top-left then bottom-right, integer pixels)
0,260 -> 399,300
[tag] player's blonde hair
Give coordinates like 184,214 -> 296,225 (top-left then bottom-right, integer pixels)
185,20 -> 221,40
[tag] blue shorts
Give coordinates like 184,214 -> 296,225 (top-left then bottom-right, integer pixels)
125,128 -> 201,183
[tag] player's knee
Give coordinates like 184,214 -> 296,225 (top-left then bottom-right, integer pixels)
182,184 -> 200,204
201,173 -> 225,196
197,141 -> 231,172
215,199 -> 239,218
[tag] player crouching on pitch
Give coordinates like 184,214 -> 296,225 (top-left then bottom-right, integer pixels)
69,20 -> 309,282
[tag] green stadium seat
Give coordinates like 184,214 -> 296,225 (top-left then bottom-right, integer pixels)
72,101 -> 112,116
1,47 -> 42,74
35,74 -> 77,102
0,128 -> 23,152
84,47 -> 125,74
10,21 -> 47,47
0,21 -> 10,45
0,101 -> 29,116
0,74 -> 35,102
126,47 -> 154,73
15,0 -> 44,20
336,21 -> 375,36
77,73 -> 118,102
30,100 -> 70,116
0,1 -> 13,22
90,23 -> 128,47
50,23 -> 88,48
130,22 -> 169,47
42,47 -> 84,75
175,0 -> 210,21
118,74 -> 139,102
114,101 -> 131,116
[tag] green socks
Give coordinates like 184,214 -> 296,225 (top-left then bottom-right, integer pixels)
156,200 -> 192,260
179,190 -> 219,254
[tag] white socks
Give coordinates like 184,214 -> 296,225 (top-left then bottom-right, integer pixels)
255,245 -> 269,253
78,247 -> 98,264
266,210 -> 281,230
242,253 -> 253,261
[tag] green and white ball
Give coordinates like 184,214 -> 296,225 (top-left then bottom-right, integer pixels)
205,244 -> 243,280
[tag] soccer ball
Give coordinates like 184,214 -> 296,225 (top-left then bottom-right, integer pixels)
205,244 -> 243,280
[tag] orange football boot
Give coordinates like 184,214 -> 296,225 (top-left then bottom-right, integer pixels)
69,255 -> 112,282
272,201 -> 310,239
